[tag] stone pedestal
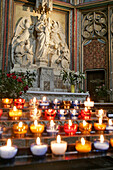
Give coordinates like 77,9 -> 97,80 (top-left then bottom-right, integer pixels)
38,67 -> 54,91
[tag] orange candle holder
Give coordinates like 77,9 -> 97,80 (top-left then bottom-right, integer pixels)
75,138 -> 92,153
79,120 -> 92,135
110,138 -> 113,147
14,98 -> 25,109
2,98 -> 13,108
94,122 -> 106,133
30,120 -> 45,136
9,106 -> 22,120
61,101 -> 71,109
13,121 -> 28,138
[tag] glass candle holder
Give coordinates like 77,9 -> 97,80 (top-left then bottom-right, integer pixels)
94,135 -> 109,151
45,109 -> 56,120
9,106 -> 22,120
78,107 -> 91,120
2,98 -> 13,108
0,109 -> 3,118
14,98 -> 25,109
70,109 -> 79,120
13,121 -> 28,138
30,137 -> 48,157
94,118 -> 106,133
46,120 -> 59,136
64,120 -> 78,135
30,120 -> 45,136
29,97 -> 39,108
84,97 -> 94,109
52,99 -> 61,109
79,120 -> 92,135
51,135 -> 67,156
30,108 -> 41,120
39,96 -> 49,109
58,109 -> 69,120
62,101 -> 71,109
71,100 -> 80,109
0,139 -> 18,159
106,119 -> 113,133
75,137 -> 91,153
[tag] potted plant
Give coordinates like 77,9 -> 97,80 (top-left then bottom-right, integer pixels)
60,69 -> 85,93
0,70 -> 36,100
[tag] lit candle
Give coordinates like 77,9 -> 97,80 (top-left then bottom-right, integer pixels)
75,137 -> 91,153
94,135 -> 109,150
13,121 -> 28,137
64,120 -> 78,135
79,120 -> 92,135
0,139 -> 18,159
106,119 -> 113,132
14,98 -> 25,109
30,107 -> 41,120
44,109 -> 56,120
51,135 -> 67,156
30,120 -> 44,136
70,109 -> 79,120
58,109 -> 68,120
94,118 -> 106,132
52,99 -> 61,109
97,109 -> 105,119
2,98 -> 13,108
46,120 -> 59,136
84,97 -> 94,109
71,100 -> 80,109
30,137 -> 48,157
9,106 -> 22,120
39,96 -> 49,109
79,107 -> 91,120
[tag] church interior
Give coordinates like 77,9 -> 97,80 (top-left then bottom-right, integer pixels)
1,0 -> 113,169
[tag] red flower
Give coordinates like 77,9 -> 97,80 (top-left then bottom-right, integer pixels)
7,74 -> 11,77
17,77 -> 23,83
12,76 -> 16,79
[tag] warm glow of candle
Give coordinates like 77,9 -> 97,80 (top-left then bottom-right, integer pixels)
50,120 -> 54,127
7,139 -> 12,147
6,98 -> 9,103
100,135 -> 104,143
84,107 -> 88,112
43,96 -> 46,102
75,100 -> 78,104
13,106 -> 17,111
84,97 -> 94,108
81,138 -> 85,145
34,108 -> 37,115
34,120 -> 38,126
19,99 -> 22,102
57,135 -> 61,143
68,120 -> 72,126
19,122 -> 23,127
109,119 -> 112,126
98,109 -> 104,118
54,99 -> 58,104
99,118 -> 102,124
83,120 -> 87,126
36,137 -> 41,145
33,97 -> 36,103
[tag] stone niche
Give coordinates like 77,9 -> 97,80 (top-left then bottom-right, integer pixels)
11,1 -> 70,92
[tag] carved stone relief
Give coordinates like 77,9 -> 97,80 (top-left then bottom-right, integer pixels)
82,11 -> 107,40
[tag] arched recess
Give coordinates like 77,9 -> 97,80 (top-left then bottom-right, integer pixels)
81,10 -> 108,101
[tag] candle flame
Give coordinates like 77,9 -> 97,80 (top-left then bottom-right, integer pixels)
87,97 -> 90,102
84,107 -> 88,112
36,137 -> 40,145
98,109 -> 103,118
57,135 -> 61,143
34,108 -> 37,115
109,119 -> 112,126
43,96 -> 46,102
34,120 -> 38,126
19,122 -> 23,127
7,139 -> 12,147
75,100 -> 78,104
81,137 -> 85,145
68,120 -> 72,126
83,120 -> 87,126
100,135 -> 104,143
6,98 -> 9,103
19,99 -> 22,102
99,117 -> 102,124
54,98 -> 58,104
13,106 -> 17,111
50,120 -> 54,127
33,97 -> 36,103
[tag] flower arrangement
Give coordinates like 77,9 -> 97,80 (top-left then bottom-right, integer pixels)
60,69 -> 85,85
95,84 -> 111,99
0,70 -> 36,99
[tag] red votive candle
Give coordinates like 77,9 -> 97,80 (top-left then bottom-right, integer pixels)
45,109 -> 56,120
64,120 -> 78,135
14,98 -> 25,109
79,107 -> 91,120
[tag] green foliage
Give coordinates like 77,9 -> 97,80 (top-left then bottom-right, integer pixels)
0,70 -> 36,99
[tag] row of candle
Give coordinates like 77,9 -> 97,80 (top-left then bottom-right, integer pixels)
0,118 -> 112,138
0,134 -> 113,160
